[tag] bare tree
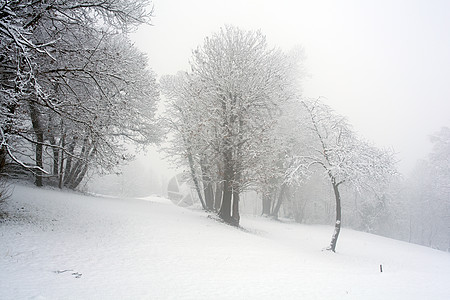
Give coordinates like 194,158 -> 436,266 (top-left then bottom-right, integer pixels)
296,99 -> 397,252
160,72 -> 208,209
162,26 -> 301,225
254,99 -> 311,219
1,0 -> 160,187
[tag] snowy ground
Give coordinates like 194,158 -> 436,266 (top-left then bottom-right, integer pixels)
1,184 -> 450,299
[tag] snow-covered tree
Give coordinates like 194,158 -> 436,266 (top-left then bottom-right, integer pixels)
37,32 -> 161,188
160,71 -> 210,209
253,98 -> 310,219
297,99 -> 397,252
162,26 -> 301,226
1,0 -> 160,188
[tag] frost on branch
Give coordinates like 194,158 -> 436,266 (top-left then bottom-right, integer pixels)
1,0 -> 160,188
161,26 -> 303,225
288,98 -> 398,252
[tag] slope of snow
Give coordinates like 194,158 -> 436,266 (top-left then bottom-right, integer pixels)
1,184 -> 449,299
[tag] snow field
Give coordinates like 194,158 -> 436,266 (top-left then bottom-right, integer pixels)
1,184 -> 450,299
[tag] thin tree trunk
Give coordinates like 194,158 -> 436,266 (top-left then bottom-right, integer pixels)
29,102 -> 43,187
48,134 -> 59,177
58,120 -> 65,189
328,178 -> 342,252
69,163 -> 89,189
271,183 -> 287,219
0,146 -> 6,174
64,136 -> 77,185
219,178 -> 233,223
1,103 -> 14,175
205,181 -> 214,210
47,115 -> 59,178
262,191 -> 272,216
187,150 -> 206,210
200,157 -> 214,211
65,137 -> 88,187
68,145 -> 95,190
232,189 -> 240,226
219,93 -> 238,225
296,188 -> 308,223
214,181 -> 223,211
34,135 -> 43,186
219,149 -> 233,224
231,117 -> 243,226
58,134 -> 65,189
52,147 -> 59,176
67,159 -> 83,188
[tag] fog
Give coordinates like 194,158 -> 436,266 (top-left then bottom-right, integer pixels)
2,1 -> 450,282
131,0 -> 450,175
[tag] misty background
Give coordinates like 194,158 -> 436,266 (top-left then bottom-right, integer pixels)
88,0 -> 450,197
3,1 -> 450,298
2,0 -> 447,250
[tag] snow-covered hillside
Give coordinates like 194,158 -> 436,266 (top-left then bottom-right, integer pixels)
1,184 -> 449,299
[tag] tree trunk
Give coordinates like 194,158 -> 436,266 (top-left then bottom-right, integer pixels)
205,181 -> 214,210
219,149 -> 234,224
52,147 -> 59,176
66,157 -> 83,187
214,181 -> 223,211
1,103 -> 15,175
219,93 -> 239,225
187,150 -> 206,210
328,178 -> 342,252
64,137 -> 91,189
230,167 -> 241,226
48,134 -> 59,177
70,145 -> 96,189
262,191 -> 272,216
58,134 -> 65,189
220,179 -> 233,223
66,159 -> 83,189
69,163 -> 89,189
29,102 -> 43,187
200,158 -> 214,211
47,115 -> 59,179
0,146 -> 6,175
34,135 -> 44,186
64,136 -> 77,185
65,137 -> 86,187
271,183 -> 287,219
232,189 -> 240,226
58,121 -> 65,189
231,116 -> 243,226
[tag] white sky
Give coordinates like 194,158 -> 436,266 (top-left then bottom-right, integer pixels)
131,0 -> 450,175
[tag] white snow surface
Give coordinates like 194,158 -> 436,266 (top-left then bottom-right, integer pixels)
1,184 -> 450,300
